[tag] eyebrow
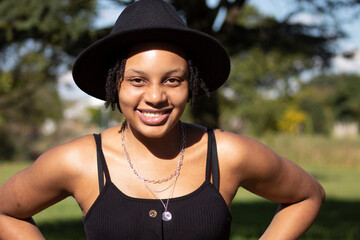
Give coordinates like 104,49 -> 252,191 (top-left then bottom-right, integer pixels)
165,68 -> 186,75
125,68 -> 186,75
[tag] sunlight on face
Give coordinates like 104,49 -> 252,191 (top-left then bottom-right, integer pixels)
118,42 -> 189,138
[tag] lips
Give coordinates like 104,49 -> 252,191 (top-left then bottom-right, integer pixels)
137,109 -> 171,125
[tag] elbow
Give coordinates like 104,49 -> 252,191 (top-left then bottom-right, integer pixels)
319,184 -> 326,203
305,180 -> 326,208
312,181 -> 326,207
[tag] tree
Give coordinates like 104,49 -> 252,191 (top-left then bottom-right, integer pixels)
1,0 -> 359,159
168,0 -> 350,128
0,0 -> 99,53
0,0 -> 99,160
294,87 -> 333,135
302,74 -> 360,121
0,49 -> 63,159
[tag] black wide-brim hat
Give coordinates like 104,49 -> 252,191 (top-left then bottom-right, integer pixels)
72,0 -> 230,100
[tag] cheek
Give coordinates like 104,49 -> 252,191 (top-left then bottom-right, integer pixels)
118,86 -> 140,110
171,86 -> 189,107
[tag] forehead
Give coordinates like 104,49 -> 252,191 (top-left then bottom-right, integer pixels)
127,42 -> 187,61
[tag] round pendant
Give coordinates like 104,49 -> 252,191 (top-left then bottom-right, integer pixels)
162,211 -> 172,221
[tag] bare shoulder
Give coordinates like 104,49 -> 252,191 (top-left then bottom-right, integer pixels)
183,124 -> 275,164
0,134 -> 98,218
213,129 -> 277,162
28,134 -> 98,193
40,134 -> 97,166
213,129 -> 281,183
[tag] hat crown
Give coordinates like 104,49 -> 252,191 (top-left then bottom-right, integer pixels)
111,0 -> 186,34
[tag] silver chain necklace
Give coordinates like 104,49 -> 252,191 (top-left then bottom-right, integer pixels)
121,121 -> 186,184
120,121 -> 186,221
141,170 -> 180,221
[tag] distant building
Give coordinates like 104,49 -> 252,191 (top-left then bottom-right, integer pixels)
333,122 -> 359,138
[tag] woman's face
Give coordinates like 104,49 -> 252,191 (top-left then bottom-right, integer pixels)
118,42 -> 189,139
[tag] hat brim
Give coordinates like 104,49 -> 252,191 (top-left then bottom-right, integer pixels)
72,27 -> 230,100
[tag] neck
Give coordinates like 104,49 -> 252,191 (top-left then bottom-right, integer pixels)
122,121 -> 184,160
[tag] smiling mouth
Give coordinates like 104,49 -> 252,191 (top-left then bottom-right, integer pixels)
142,111 -> 164,118
139,110 -> 171,118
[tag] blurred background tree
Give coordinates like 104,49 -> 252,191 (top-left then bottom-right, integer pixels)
0,0 -> 98,159
295,73 -> 360,134
0,0 -> 359,160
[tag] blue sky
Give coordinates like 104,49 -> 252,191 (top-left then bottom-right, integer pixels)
247,0 -> 360,74
249,0 -> 360,53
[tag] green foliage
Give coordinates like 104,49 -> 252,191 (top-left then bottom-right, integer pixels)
0,49 -> 63,160
227,47 -> 310,97
0,0 -> 96,50
220,47 -> 360,136
294,87 -> 332,135
327,74 -> 360,122
86,106 -> 124,129
292,73 -> 360,135
171,1 -> 339,128
0,0 -> 99,160
1,0 -> 358,159
216,3 -> 329,134
219,44 -> 311,135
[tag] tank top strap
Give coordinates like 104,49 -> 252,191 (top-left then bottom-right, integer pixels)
205,128 -> 220,190
93,133 -> 111,193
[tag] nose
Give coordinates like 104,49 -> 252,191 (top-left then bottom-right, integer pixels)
143,84 -> 167,107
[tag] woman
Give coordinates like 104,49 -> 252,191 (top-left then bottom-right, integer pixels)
0,0 -> 325,239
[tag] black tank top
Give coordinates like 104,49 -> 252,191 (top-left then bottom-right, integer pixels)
83,129 -> 232,240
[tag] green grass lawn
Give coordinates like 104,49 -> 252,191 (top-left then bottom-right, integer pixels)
1,134 -> 359,239
232,166 -> 360,240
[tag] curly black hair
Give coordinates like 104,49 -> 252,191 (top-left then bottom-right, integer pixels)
104,58 -> 210,111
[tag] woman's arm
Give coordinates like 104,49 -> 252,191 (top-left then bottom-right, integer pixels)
216,130 -> 325,239
0,136 -> 93,239
0,216 -> 45,240
0,152 -> 70,239
254,157 -> 325,239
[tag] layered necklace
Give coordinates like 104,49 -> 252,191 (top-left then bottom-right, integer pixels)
120,121 -> 186,221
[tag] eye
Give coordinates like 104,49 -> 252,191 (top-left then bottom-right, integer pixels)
164,78 -> 182,87
167,78 -> 178,83
129,78 -> 146,86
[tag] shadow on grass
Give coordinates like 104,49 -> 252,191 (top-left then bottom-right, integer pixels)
37,199 -> 360,240
230,199 -> 360,240
38,219 -> 86,240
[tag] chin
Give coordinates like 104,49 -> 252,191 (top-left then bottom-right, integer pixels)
130,120 -> 180,139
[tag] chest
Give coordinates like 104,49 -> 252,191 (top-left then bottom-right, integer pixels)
83,181 -> 232,240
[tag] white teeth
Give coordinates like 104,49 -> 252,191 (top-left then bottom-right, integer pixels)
142,111 -> 163,118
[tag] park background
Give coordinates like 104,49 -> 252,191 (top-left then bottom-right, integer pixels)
0,0 -> 359,239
